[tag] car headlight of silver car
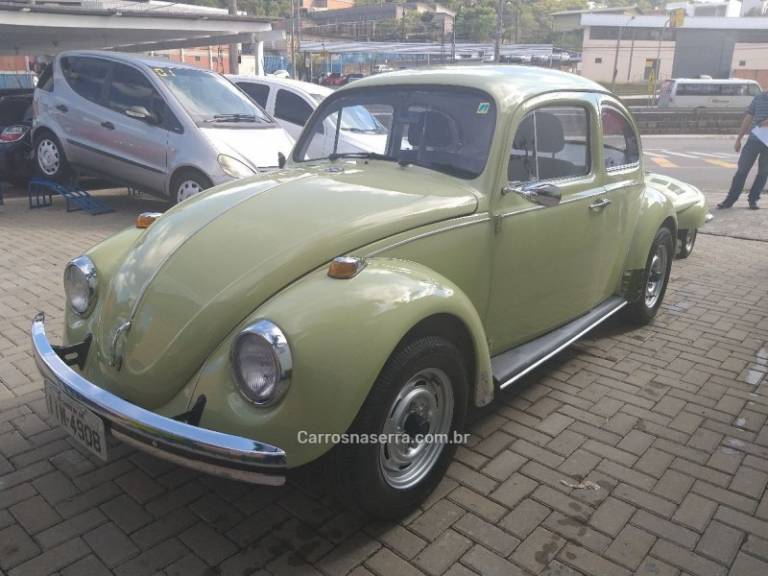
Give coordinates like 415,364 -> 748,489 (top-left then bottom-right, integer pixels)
64,256 -> 97,316
232,320 -> 292,406
218,154 -> 256,179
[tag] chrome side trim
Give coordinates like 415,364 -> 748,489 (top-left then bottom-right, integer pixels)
366,215 -> 492,257
32,313 -> 286,485
498,299 -> 627,390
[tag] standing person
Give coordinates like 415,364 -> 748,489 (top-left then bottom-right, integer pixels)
718,88 -> 768,210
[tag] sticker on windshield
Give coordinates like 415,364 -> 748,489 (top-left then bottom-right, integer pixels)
153,67 -> 175,78
477,102 -> 490,114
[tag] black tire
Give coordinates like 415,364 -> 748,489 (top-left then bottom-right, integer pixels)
33,130 -> 70,182
169,168 -> 212,205
677,229 -> 697,259
623,226 -> 674,326
329,336 -> 468,519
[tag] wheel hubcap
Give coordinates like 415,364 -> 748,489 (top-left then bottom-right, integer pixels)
685,229 -> 697,252
645,243 -> 668,309
379,367 -> 454,490
38,139 -> 60,176
177,180 -> 202,203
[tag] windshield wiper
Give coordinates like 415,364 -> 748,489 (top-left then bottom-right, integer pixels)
207,113 -> 262,123
328,151 -> 393,161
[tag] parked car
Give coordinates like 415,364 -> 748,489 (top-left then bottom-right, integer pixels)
33,66 -> 708,518
0,89 -> 34,186
33,51 -> 294,204
658,78 -> 762,108
0,71 -> 37,90
270,69 -> 291,79
229,75 -> 387,151
342,73 -> 365,85
319,72 -> 344,87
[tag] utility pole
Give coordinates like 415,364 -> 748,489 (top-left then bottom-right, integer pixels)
228,0 -> 239,75
494,0 -> 503,63
611,15 -> 635,91
450,9 -> 457,62
296,0 -> 302,80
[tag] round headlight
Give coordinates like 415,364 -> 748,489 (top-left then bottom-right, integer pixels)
64,256 -> 97,316
232,320 -> 292,406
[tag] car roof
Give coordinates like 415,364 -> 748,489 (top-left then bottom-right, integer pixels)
227,74 -> 332,97
336,65 -> 609,105
56,50 -> 209,72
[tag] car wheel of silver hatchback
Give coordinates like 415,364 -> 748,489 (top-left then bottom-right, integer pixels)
37,138 -> 61,177
176,179 -> 203,204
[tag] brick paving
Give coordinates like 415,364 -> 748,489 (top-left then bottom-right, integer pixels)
1,190 -> 768,576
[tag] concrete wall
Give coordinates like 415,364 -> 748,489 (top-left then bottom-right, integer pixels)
731,42 -> 768,88
581,27 -> 674,84
672,29 -> 735,79
630,108 -> 744,133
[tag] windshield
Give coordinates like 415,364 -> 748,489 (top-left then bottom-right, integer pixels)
151,66 -> 272,125
294,86 -> 497,179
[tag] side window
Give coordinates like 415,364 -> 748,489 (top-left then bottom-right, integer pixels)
61,57 -> 110,103
748,84 -> 762,97
601,108 -> 640,170
239,82 -> 270,109
274,89 -> 312,126
508,106 -> 590,183
108,63 -> 160,117
37,64 -> 54,92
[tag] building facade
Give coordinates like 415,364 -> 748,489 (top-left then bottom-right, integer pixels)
580,14 -> 768,86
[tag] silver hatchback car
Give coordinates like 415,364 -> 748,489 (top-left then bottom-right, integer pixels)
33,51 -> 294,203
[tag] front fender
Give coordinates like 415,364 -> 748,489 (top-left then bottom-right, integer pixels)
187,258 -> 492,468
624,185 -> 677,272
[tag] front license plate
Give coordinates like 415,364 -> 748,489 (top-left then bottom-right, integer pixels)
45,381 -> 108,461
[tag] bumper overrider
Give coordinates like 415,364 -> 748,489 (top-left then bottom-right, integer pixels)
31,313 -> 287,485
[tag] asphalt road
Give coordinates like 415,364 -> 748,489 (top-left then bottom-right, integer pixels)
640,134 -> 768,242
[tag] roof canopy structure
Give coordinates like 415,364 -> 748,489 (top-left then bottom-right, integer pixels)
0,1 -> 280,56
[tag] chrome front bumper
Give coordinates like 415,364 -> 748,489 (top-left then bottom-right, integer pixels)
31,313 -> 286,486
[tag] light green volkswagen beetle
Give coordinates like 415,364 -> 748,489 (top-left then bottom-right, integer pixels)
33,66 -> 708,518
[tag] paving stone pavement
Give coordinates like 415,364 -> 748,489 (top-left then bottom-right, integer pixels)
1,191 -> 767,576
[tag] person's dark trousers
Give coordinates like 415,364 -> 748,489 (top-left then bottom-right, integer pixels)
723,135 -> 768,205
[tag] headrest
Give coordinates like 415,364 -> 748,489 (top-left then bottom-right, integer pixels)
534,111 -> 565,154
408,110 -> 457,149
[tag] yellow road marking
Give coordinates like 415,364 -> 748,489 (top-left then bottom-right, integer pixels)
704,159 -> 737,169
650,156 -> 677,168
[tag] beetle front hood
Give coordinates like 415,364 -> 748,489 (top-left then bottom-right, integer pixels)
94,162 -> 479,408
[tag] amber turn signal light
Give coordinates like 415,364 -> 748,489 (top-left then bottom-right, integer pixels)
136,212 -> 162,229
328,256 -> 367,279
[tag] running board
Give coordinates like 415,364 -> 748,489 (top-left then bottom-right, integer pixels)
493,296 -> 627,390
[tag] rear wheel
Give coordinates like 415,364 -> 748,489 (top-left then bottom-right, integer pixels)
34,130 -> 70,182
677,229 -> 697,259
623,226 -> 674,325
170,168 -> 212,205
330,336 -> 468,518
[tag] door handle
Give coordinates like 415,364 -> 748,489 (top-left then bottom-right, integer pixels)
56,104 -> 68,113
589,198 -> 612,212
101,121 -> 115,130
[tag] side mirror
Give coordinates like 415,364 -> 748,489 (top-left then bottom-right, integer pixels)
277,151 -> 286,168
503,181 -> 561,207
125,106 -> 156,124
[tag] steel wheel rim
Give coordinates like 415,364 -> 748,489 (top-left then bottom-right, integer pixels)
379,367 -> 454,490
177,180 -> 202,203
38,139 -> 60,176
645,243 -> 668,309
685,229 -> 697,253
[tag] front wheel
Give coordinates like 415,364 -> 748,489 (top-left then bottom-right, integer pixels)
170,168 -> 212,205
677,229 -> 697,259
623,226 -> 674,325
330,336 -> 468,518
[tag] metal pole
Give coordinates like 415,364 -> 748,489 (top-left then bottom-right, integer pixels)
296,0 -> 302,80
655,18 -> 669,95
494,0 -> 503,63
610,25 -> 624,91
626,30 -> 636,82
228,0 -> 239,75
451,10 -> 456,62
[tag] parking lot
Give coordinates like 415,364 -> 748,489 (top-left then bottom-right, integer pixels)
1,135 -> 768,576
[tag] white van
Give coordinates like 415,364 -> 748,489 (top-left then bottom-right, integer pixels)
658,78 -> 763,108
